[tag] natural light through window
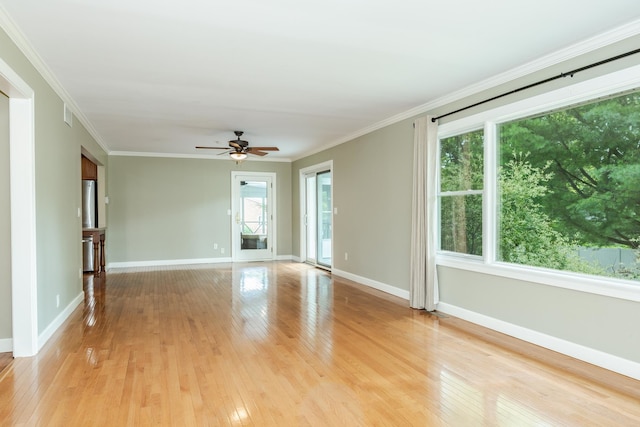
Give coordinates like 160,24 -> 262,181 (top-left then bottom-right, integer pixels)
436,64 -> 640,294
439,129 -> 484,256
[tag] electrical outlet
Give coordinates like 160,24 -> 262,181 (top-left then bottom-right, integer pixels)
221,248 -> 225,254
345,252 -> 348,261
56,294 -> 60,308
214,243 -> 218,250
79,268 -> 82,279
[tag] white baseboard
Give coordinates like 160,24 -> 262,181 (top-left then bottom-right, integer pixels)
332,268 -> 410,300
38,291 -> 84,352
291,256 -> 302,263
0,338 -> 12,352
437,302 -> 640,381
108,257 -> 233,269
109,256 -> 300,269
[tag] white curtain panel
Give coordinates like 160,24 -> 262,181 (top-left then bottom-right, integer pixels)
409,116 -> 439,311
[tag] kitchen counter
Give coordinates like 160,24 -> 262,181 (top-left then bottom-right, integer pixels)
82,228 -> 106,277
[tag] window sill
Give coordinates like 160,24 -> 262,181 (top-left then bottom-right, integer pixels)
436,254 -> 640,303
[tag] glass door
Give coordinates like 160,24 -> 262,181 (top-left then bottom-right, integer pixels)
302,164 -> 332,269
232,172 -> 275,261
305,174 -> 317,264
316,171 -> 332,268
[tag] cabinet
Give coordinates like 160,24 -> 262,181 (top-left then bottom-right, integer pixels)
81,155 -> 97,180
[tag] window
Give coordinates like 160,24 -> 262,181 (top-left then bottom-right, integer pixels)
436,63 -> 640,294
497,91 -> 640,281
439,130 -> 484,256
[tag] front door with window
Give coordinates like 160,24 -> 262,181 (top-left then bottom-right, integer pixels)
232,172 -> 276,261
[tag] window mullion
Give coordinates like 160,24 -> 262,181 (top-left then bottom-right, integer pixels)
484,121 -> 497,265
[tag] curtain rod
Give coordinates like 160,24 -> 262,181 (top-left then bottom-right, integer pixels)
431,47 -> 640,123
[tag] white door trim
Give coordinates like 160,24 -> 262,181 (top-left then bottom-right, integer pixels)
231,171 -> 277,262
0,56 -> 38,357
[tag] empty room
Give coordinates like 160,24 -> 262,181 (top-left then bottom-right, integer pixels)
1,1 -> 640,425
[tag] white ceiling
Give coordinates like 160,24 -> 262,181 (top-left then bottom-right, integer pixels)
1,1 -> 640,161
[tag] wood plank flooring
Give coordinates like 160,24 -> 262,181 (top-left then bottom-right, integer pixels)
0,261 -> 638,426
0,352 -> 11,377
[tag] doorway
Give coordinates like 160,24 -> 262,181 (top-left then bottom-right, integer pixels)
300,161 -> 333,269
231,172 -> 276,262
1,58 -> 38,357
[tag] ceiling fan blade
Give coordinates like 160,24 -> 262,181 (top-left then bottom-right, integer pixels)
217,149 -> 232,156
195,146 -> 228,150
247,150 -> 268,157
229,141 -> 243,149
247,146 -> 279,151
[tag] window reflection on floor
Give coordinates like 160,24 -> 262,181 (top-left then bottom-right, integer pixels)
240,266 -> 268,293
234,266 -> 270,341
301,269 -> 333,362
439,369 -> 553,426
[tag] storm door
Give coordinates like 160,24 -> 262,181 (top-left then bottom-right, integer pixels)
232,172 -> 276,261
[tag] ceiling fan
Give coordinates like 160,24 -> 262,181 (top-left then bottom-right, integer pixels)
196,131 -> 279,161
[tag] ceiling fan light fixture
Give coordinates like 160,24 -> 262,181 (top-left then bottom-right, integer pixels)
230,151 -> 247,161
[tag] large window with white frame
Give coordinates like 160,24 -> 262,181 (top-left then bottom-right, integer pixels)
436,64 -> 640,295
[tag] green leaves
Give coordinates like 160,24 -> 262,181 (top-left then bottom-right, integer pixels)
500,92 -> 640,250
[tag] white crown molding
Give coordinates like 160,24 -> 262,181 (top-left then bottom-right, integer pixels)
0,5 -> 110,154
292,19 -> 640,162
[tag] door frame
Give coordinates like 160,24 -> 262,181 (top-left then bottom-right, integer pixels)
1,56 -> 38,357
299,160 -> 333,269
231,171 -> 277,262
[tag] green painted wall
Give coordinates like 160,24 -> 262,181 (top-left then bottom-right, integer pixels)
107,156 -> 291,262
292,119 -> 414,291
0,26 -> 107,336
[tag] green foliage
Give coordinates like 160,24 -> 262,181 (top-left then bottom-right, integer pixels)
499,92 -> 640,249
440,130 -> 484,255
440,194 -> 483,255
440,130 -> 484,192
499,154 -> 605,275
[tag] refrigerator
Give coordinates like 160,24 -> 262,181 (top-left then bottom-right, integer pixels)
82,179 -> 97,228
82,180 -> 97,271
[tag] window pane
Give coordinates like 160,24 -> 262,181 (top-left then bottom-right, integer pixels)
440,130 -> 484,192
497,91 -> 640,281
440,194 -> 483,256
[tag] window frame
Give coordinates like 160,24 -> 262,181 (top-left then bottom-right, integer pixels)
435,63 -> 640,303
438,129 -> 485,258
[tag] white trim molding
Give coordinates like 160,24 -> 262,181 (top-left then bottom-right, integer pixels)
38,292 -> 84,352
0,338 -> 12,353
0,56 -> 38,358
108,257 -> 233,270
332,268 -> 410,301
437,302 -> 640,381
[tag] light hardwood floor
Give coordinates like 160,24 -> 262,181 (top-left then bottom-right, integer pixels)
0,262 -> 638,426
0,353 -> 11,376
